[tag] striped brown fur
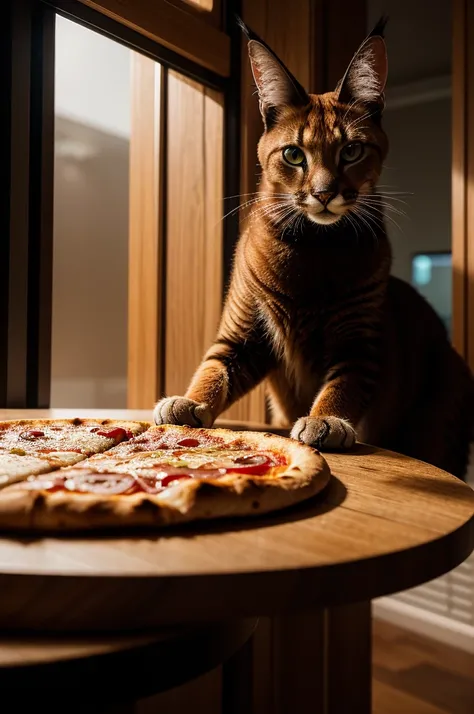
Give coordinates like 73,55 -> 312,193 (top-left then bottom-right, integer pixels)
155,18 -> 474,479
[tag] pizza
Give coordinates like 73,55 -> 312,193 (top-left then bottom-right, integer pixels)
0,422 -> 330,532
0,418 -> 148,488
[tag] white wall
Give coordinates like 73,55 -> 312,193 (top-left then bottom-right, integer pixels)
381,97 -> 451,282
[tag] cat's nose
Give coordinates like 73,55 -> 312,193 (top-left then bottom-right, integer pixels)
312,191 -> 336,207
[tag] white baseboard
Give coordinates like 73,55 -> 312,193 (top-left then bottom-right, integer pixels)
373,597 -> 474,653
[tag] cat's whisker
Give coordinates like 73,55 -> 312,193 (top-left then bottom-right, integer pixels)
376,185 -> 411,191
356,203 -> 402,233
363,191 -> 412,204
220,196 -> 271,222
278,206 -> 302,236
249,200 -> 295,224
350,206 -> 380,242
358,197 -> 408,219
274,208 -> 300,230
375,191 -> 413,199
360,195 -> 410,212
359,202 -> 409,224
221,202 -> 261,221
255,199 -> 294,216
223,191 -> 290,203
342,213 -> 361,241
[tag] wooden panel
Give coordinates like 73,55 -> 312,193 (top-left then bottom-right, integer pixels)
452,0 -> 467,358
465,0 -> 474,371
325,601 -> 372,712
77,0 -> 230,77
128,54 -> 164,408
271,613 -> 325,713
138,666 -> 222,714
3,0 -> 32,407
187,0 -> 213,8
165,72 -> 223,396
166,0 -> 221,30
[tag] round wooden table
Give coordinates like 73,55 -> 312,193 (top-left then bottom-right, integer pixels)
0,409 -> 473,713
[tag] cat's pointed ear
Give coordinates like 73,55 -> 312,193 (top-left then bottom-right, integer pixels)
336,16 -> 388,108
237,16 -> 310,127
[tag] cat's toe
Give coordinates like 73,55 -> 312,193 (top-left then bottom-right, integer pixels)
153,397 -> 213,428
290,416 -> 356,450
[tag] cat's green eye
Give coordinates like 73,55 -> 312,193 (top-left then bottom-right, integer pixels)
283,146 -> 305,167
340,141 -> 364,163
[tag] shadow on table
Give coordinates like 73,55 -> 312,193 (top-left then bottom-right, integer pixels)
2,474 -> 347,544
329,443 -> 474,502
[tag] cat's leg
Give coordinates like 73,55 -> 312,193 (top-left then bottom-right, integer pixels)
291,321 -> 383,450
154,337 -> 274,426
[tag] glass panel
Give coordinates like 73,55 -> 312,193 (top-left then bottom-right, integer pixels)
51,16 -> 131,407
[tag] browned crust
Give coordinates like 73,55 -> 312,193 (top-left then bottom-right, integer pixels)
0,417 -> 151,429
0,426 -> 331,532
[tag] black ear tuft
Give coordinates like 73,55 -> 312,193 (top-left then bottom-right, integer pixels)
235,15 -> 252,40
368,14 -> 389,38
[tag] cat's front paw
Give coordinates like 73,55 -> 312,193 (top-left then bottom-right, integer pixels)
153,397 -> 213,428
290,416 -> 356,450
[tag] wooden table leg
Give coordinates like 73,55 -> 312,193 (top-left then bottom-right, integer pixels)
259,602 -> 372,714
222,635 -> 254,714
324,601 -> 372,713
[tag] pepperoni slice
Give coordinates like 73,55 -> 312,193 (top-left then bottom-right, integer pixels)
226,454 -> 274,475
64,471 -> 135,494
200,453 -> 274,475
96,428 -> 133,442
161,473 -> 193,488
138,465 -> 226,491
176,438 -> 200,448
24,476 -> 64,492
20,430 -> 45,440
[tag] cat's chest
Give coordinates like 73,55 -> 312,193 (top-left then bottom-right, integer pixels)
261,303 -> 323,368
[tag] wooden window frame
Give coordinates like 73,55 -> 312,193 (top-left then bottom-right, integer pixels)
1,0 -> 241,409
2,0 -> 55,408
452,0 -> 469,364
166,0 -> 223,31
73,0 -> 230,75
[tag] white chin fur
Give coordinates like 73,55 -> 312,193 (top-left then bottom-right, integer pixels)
306,211 -> 342,226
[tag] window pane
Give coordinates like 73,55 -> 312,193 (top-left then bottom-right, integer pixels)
51,16 -> 131,407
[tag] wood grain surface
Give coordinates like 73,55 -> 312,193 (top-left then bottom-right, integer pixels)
0,618 -> 257,710
165,73 -> 223,398
452,0 -> 467,357
373,619 -> 474,714
77,0 -> 230,76
0,410 -> 472,632
128,55 -> 164,408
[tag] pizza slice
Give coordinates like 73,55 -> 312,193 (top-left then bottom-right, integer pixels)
0,418 -> 149,489
0,424 -> 330,532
